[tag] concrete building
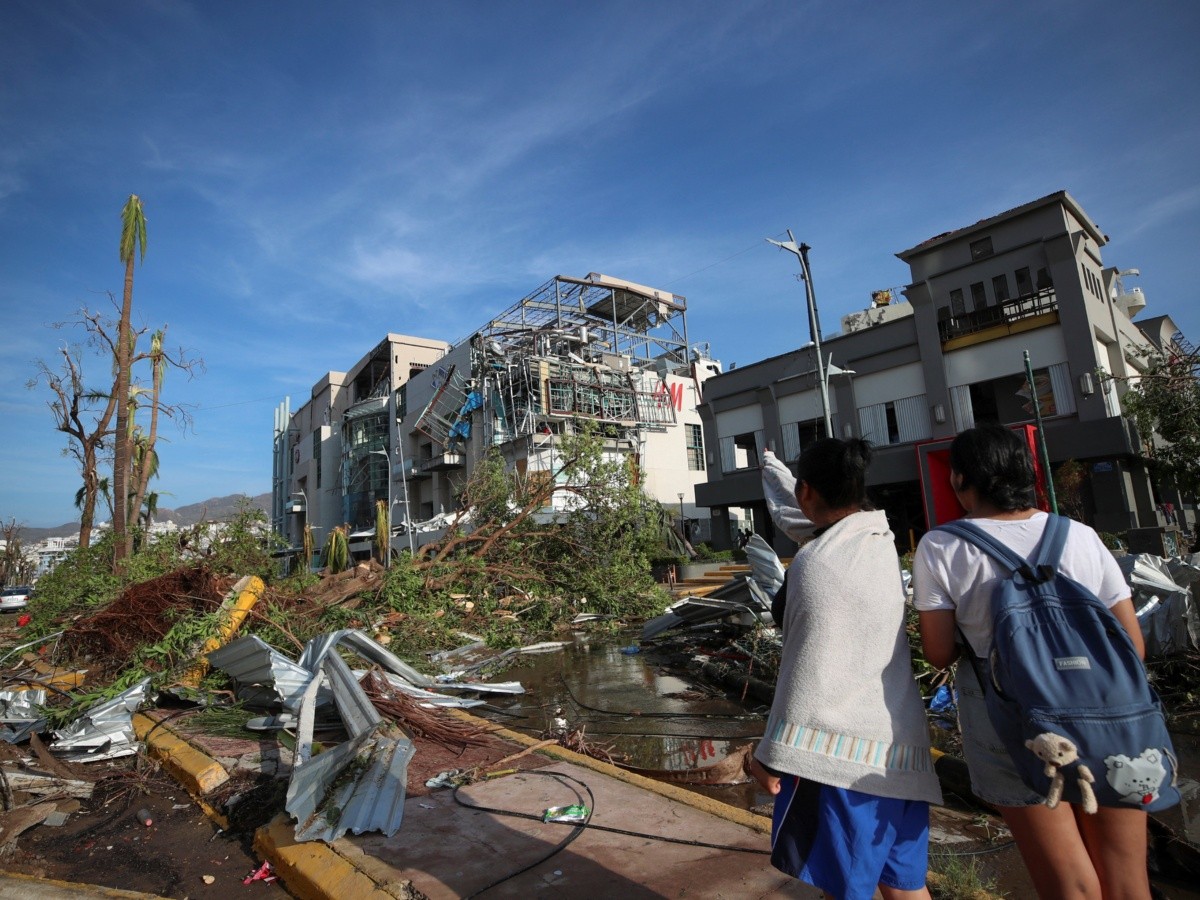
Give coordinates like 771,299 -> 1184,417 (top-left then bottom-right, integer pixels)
695,191 -> 1192,555
272,334 -> 452,554
273,273 -> 721,559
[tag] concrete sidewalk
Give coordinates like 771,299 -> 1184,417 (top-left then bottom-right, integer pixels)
249,720 -> 821,898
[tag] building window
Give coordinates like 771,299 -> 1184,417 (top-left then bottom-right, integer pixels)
857,396 -> 930,446
969,237 -> 994,260
1015,267 -> 1032,297
312,430 -> 322,488
970,282 -> 987,310
782,418 -> 828,463
992,274 -> 1010,304
950,289 -> 965,316
719,431 -> 763,472
1036,267 -> 1053,290
967,366 -> 1060,425
685,423 -> 705,471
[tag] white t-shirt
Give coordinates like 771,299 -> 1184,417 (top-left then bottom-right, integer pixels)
912,512 -> 1130,659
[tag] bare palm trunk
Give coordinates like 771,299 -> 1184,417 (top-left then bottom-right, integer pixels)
129,334 -> 164,540
112,253 -> 134,569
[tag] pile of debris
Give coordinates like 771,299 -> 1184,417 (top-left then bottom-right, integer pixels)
0,563 -> 544,849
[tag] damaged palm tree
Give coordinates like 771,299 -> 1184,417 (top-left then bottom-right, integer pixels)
323,526 -> 350,574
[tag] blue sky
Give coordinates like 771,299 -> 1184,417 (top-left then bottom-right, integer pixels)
2,1 -> 1198,529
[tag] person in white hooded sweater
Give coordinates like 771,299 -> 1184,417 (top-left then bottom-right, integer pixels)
748,439 -> 941,900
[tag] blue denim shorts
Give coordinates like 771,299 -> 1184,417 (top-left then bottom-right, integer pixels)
955,662 -> 1043,807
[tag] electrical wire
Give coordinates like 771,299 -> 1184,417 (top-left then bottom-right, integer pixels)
455,771 -> 595,898
451,770 -> 769,863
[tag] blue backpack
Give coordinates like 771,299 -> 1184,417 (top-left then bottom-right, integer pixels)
936,515 -> 1180,813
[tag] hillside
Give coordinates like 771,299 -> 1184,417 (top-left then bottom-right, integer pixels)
18,492 -> 272,542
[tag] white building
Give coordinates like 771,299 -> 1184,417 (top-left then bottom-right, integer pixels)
273,274 -> 721,559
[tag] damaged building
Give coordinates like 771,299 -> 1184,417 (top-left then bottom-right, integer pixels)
272,273 -> 722,559
696,191 -> 1195,554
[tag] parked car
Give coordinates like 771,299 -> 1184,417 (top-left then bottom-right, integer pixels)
0,586 -> 31,612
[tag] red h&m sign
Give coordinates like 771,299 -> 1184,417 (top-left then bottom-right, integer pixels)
656,381 -> 684,412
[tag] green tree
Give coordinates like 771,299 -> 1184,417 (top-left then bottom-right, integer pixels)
1118,343 -> 1200,495
415,423 -> 661,617
1053,459 -> 1088,523
113,194 -> 147,570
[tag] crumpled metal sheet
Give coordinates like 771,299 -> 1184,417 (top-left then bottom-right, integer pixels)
206,635 -> 327,712
286,651 -> 414,842
299,629 -> 435,688
51,678 -> 150,761
1118,553 -> 1196,657
210,628 -> 487,842
0,689 -> 46,722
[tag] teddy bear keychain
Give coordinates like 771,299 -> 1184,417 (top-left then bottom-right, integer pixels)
1025,732 -> 1098,814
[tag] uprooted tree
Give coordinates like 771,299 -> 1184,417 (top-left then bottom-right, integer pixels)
411,423 -> 665,618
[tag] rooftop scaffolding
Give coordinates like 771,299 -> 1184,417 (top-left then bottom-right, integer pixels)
457,273 -> 690,369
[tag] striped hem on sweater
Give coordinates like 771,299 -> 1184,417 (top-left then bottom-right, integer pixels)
767,720 -> 934,774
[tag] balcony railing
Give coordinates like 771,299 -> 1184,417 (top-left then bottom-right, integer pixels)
938,287 -> 1058,343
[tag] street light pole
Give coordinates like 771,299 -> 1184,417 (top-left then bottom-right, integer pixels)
677,492 -> 685,520
393,436 -> 415,555
767,232 -> 833,437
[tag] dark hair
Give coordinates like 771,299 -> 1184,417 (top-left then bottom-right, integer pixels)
796,438 -> 873,509
948,423 -> 1037,511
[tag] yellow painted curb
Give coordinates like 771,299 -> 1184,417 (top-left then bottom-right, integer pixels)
133,712 -> 229,796
253,814 -> 418,900
0,868 -> 166,897
446,707 -> 773,835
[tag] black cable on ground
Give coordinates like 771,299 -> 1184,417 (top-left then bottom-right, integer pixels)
451,770 -> 770,862
455,770 -> 595,898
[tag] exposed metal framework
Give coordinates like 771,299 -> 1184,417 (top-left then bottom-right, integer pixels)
457,273 -> 689,366
415,274 -> 690,453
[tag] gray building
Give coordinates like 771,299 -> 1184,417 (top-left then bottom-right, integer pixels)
695,191 -> 1191,555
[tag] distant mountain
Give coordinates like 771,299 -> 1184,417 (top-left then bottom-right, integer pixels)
18,492 -> 272,542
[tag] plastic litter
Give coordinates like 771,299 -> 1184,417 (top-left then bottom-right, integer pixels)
619,645 -> 640,655
135,808 -> 153,827
543,804 -> 590,823
424,769 -> 463,789
243,860 -> 273,884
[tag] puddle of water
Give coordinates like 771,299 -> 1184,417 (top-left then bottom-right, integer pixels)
473,630 -> 766,777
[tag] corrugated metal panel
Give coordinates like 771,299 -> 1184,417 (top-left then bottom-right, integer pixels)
299,629 -> 434,688
322,653 -> 381,738
207,635 -> 323,712
286,650 -> 413,843
894,394 -> 931,443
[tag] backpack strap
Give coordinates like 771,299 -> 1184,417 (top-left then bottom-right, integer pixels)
1030,513 -> 1070,578
934,519 -> 1037,580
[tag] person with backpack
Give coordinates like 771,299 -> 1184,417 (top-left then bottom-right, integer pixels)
912,423 -> 1162,900
748,439 -> 942,900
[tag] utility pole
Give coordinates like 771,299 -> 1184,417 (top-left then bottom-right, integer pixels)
767,232 -> 833,437
1023,350 -> 1059,514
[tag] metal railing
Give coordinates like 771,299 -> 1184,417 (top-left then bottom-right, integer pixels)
938,287 -> 1058,343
